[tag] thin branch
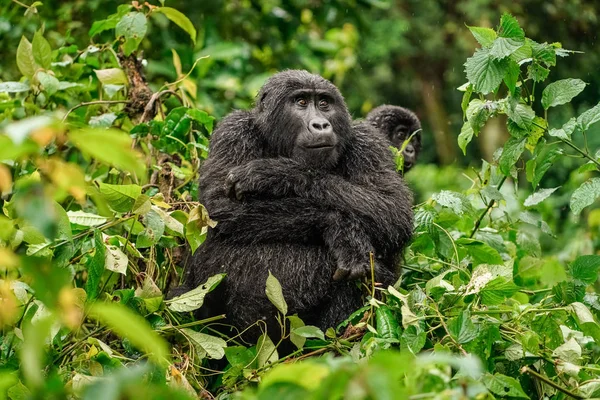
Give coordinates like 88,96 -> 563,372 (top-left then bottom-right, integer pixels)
61,100 -> 128,122
521,366 -> 584,399
470,175 -> 507,238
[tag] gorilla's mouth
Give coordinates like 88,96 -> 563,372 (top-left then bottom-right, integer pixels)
305,143 -> 335,149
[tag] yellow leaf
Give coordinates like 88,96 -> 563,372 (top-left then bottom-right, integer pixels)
0,280 -> 19,328
0,164 -> 12,195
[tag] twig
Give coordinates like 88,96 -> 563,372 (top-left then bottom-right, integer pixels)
470,175 -> 507,238
139,90 -> 184,123
428,297 -> 468,356
521,366 -> 584,399
61,100 -> 128,122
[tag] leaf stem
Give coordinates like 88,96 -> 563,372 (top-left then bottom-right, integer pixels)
61,100 -> 128,122
469,175 -> 507,238
521,366 -> 584,399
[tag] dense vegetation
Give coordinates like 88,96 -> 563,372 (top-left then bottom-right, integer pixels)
1,1 -> 600,399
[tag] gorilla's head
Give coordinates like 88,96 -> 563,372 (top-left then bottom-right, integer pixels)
254,70 -> 353,168
366,105 -> 422,172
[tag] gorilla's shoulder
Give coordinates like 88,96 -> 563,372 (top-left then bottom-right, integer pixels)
213,110 -> 254,134
352,121 -> 393,157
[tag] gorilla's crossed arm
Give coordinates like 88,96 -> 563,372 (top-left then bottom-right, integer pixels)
200,109 -> 412,280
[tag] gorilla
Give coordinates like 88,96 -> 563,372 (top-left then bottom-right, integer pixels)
365,105 -> 422,173
174,70 -> 413,340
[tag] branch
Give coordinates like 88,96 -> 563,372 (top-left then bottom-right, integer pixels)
470,175 -> 507,238
521,366 -> 584,399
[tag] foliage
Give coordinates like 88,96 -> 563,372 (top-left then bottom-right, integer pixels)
1,3 -> 600,400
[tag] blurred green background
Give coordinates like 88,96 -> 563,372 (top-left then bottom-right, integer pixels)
1,0 -> 599,170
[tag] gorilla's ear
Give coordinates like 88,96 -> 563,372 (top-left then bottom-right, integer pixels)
257,91 -> 269,113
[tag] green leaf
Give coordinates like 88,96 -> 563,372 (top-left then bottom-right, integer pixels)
88,302 -> 170,366
266,271 -> 288,315
167,273 -> 225,312
375,305 -> 399,340
94,68 -> 129,85
524,187 -> 559,207
85,230 -> 106,300
458,122 -> 474,155
186,109 -> 215,133
291,325 -> 325,341
401,325 -> 426,354
431,190 -> 473,216
569,255 -> 600,284
448,310 -> 478,344
0,82 -> 30,93
98,183 -> 142,213
577,102 -> 600,131
465,48 -> 506,94
69,128 -> 145,177
288,315 -> 306,350
136,209 -> 165,248
490,37 -> 524,60
467,26 -> 496,47
483,373 -> 529,398
503,59 -> 520,94
104,245 -> 128,275
89,4 -> 131,37
256,334 -> 278,367
480,277 -> 519,305
542,79 -> 586,109
570,178 -> 600,215
526,146 -> 561,189
66,210 -> 107,227
260,362 -> 329,392
32,31 -> 52,70
36,71 -> 59,96
548,117 -> 577,140
182,329 -> 226,360
506,102 -> 535,130
497,13 -> 524,40
116,12 -> 147,56
16,36 -> 37,78
156,7 -> 197,44
499,137 -> 526,176
456,238 -> 503,265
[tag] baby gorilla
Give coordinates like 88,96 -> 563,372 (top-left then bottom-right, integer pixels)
365,105 -> 422,173
174,70 -> 413,339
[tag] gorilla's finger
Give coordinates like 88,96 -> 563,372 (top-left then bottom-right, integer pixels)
347,267 -> 365,281
333,268 -> 349,281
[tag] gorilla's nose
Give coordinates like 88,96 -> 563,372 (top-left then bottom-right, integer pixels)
309,118 -> 332,134
404,144 -> 415,156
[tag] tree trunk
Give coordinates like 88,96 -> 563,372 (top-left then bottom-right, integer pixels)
419,77 -> 456,165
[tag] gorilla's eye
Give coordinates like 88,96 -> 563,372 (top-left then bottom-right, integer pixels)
318,99 -> 329,109
296,98 -> 308,107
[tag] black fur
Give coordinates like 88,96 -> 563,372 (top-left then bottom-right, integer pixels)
174,71 -> 413,340
365,105 -> 422,173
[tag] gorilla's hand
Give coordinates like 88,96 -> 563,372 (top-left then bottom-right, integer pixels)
332,257 -> 382,281
225,166 -> 248,201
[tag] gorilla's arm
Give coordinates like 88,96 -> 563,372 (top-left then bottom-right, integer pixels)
227,124 -> 414,253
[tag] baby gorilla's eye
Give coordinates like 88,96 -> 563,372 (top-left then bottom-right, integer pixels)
296,98 -> 308,107
318,99 -> 329,109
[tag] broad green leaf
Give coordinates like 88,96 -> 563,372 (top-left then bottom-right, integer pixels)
506,102 -> 535,130
524,187 -> 559,207
265,271 -> 288,315
447,311 -> 478,344
483,373 -> 529,398
526,146 -> 561,189
98,183 -> 142,213
569,255 -> 600,284
552,338 -> 582,363
136,209 -> 165,248
288,315 -> 306,350
456,238 -> 503,265
542,79 -> 586,109
577,102 -> 600,131
156,7 -> 197,44
115,12 -> 147,56
519,211 -> 553,236
375,305 -> 399,340
401,325 -> 426,354
94,68 -> 128,85
499,137 -> 526,176
182,329 -> 226,359
465,48 -> 506,94
104,244 -> 128,275
480,277 -> 519,305
89,113 -> 118,128
88,302 -> 170,366
69,128 -> 145,177
291,325 -> 325,341
260,362 -> 329,392
431,190 -> 473,215
464,264 -> 512,296
89,4 -> 132,37
152,206 -> 184,236
497,13 -> 524,40
458,122 -> 474,155
20,316 -> 55,389
16,36 -> 37,78
66,210 -> 107,227
256,334 -> 278,367
570,178 -> 600,215
467,99 -> 496,134
460,83 -> 473,117
548,117 -> 577,140
167,273 -> 225,312
0,82 -> 30,93
36,71 -> 59,96
490,37 -> 524,60
503,59 -> 520,94
186,109 -> 215,133
467,26 -> 496,47
85,231 -> 106,300
32,31 -> 52,70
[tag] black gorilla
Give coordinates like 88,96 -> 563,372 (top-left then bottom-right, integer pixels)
175,70 -> 413,338
365,105 -> 422,173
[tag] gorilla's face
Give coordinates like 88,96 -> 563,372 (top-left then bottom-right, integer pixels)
255,70 -> 352,169
390,124 -> 418,171
288,88 -> 343,167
